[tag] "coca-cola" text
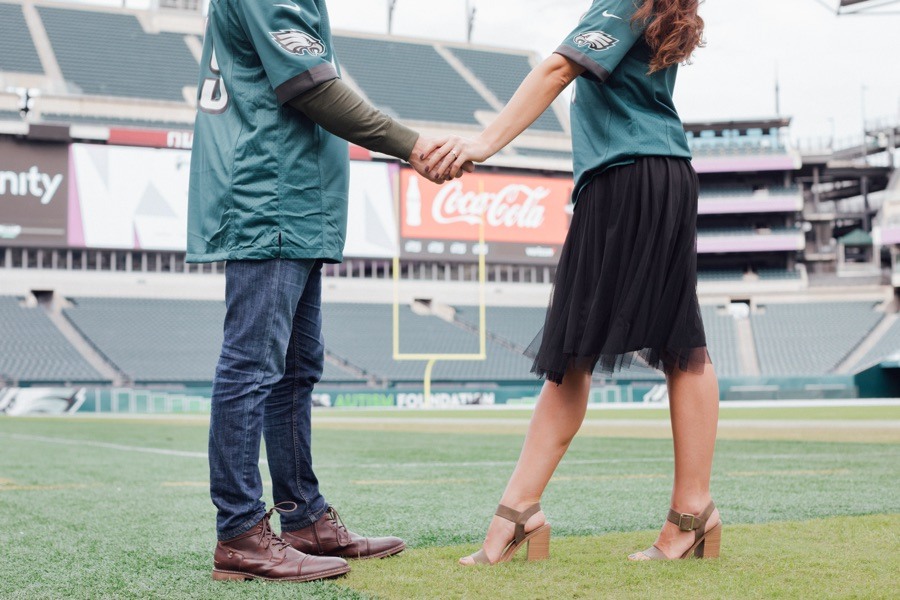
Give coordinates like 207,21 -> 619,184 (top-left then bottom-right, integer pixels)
431,182 -> 549,229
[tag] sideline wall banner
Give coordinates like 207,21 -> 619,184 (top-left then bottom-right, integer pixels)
0,137 -> 69,247
68,143 -> 398,257
69,143 -> 191,251
345,162 -> 399,259
399,169 -> 573,264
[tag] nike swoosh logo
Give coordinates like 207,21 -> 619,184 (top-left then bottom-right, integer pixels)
602,10 -> 622,20
274,2 -> 300,11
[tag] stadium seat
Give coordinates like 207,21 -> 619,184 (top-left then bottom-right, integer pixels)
40,113 -> 193,130
751,302 -> 882,375
0,4 -> 44,74
0,296 -> 105,383
699,305 -> 743,377
321,303 -> 535,383
853,318 -> 900,371
334,36 -> 491,125
61,297 -> 365,384
447,47 -> 563,132
37,7 -> 197,101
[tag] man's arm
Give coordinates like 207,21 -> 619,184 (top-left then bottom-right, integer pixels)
288,79 -> 468,183
288,79 -> 418,160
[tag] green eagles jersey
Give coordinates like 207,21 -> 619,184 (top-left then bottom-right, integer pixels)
555,0 -> 692,202
187,0 -> 349,263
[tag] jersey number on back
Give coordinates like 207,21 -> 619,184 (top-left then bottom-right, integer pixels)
199,47 -> 229,114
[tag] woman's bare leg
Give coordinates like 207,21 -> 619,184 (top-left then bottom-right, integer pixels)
460,367 -> 592,565
631,364 -> 720,559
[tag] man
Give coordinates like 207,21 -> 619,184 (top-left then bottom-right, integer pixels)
187,0 -> 464,583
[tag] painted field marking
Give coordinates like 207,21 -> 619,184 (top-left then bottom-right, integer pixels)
0,477 -> 88,492
351,477 -> 476,486
0,432 -> 269,464
161,482 -> 208,487
350,468 -> 855,487
3,433 -> 894,471
392,180 -> 488,407
724,468 -> 851,477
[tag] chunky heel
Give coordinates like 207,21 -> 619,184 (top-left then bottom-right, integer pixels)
525,524 -> 551,561
212,570 -> 252,581
463,503 -> 549,566
629,501 -> 722,561
697,522 -> 721,558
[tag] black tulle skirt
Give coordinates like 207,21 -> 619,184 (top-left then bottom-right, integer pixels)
527,156 -> 710,385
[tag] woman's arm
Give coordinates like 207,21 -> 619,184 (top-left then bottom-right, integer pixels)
425,53 -> 585,179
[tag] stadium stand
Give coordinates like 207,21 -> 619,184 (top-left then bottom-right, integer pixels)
0,3 -> 43,74
41,113 -> 192,130
36,6 -> 197,100
698,226 -> 797,237
751,302 -> 883,376
321,303 -> 535,383
454,305 -> 545,350
447,47 -> 563,132
334,36 -> 491,125
62,297 -> 225,383
697,270 -> 745,282
0,296 -> 105,383
757,269 -> 802,280
452,305 -> 746,380
699,305 -> 743,378
854,318 -> 900,370
61,297 -> 365,384
688,129 -> 788,156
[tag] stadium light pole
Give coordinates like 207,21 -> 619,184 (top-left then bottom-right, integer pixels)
466,1 -> 476,43
861,84 -> 869,159
388,0 -> 398,35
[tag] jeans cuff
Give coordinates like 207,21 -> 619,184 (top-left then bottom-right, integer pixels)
217,508 -> 268,542
279,498 -> 328,533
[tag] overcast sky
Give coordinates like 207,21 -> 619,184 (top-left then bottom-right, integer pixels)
324,0 -> 900,142
77,0 -> 900,142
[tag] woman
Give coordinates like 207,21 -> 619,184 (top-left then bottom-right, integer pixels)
424,0 -> 720,563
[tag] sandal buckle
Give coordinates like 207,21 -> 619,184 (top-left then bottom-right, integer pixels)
677,513 -> 698,531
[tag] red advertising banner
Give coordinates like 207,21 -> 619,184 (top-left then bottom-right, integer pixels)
107,128 -> 194,150
107,127 -> 373,161
399,169 -> 573,264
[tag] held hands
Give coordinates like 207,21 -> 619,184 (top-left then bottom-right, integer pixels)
408,135 -> 484,184
425,135 -> 491,181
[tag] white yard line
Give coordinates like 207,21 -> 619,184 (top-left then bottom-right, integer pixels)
2,433 -> 894,472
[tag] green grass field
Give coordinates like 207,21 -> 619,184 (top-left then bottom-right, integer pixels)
1,405 -> 898,599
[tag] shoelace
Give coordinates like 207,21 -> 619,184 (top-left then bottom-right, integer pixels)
257,502 -> 298,552
326,506 -> 352,545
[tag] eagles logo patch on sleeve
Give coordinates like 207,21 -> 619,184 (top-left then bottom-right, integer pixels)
574,31 -> 619,52
270,30 -> 326,56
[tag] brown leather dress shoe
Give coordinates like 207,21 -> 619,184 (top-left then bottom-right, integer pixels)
212,504 -> 350,582
281,506 -> 406,560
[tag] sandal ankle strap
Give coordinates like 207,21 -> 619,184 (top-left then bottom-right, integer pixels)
495,503 -> 541,545
667,501 -> 716,541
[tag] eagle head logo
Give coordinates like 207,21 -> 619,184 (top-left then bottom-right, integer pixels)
270,30 -> 326,56
574,31 -> 618,52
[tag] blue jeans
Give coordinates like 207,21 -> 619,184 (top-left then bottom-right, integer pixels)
209,259 -> 328,541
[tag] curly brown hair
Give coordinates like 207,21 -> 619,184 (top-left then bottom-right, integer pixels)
632,0 -> 706,74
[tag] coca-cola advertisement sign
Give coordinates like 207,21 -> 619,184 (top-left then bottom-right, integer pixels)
400,169 -> 573,264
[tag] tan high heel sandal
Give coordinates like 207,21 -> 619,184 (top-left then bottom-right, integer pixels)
629,501 -> 721,560
464,503 -> 551,565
